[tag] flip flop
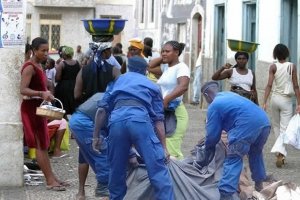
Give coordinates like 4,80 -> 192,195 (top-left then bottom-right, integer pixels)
58,180 -> 71,187
51,154 -> 69,159
46,185 -> 66,191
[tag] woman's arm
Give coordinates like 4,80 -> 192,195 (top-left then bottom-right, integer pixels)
112,67 -> 121,80
20,65 -> 54,101
47,79 -> 55,95
163,76 -> 190,108
148,57 -> 163,76
211,63 -> 232,80
263,64 -> 276,110
74,68 -> 83,100
291,64 -> 300,113
55,61 -> 64,82
251,71 -> 259,104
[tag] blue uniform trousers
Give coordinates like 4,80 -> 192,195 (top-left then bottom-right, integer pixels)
108,118 -> 174,200
69,111 -> 109,184
219,126 -> 271,195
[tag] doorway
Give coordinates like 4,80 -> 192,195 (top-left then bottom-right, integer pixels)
214,4 -> 225,90
281,0 -> 297,65
243,2 -> 257,71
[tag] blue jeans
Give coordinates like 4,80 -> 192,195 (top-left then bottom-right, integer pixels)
69,111 -> 109,184
108,118 -> 174,200
219,126 -> 271,195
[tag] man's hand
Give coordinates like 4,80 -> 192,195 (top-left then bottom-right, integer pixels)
164,148 -> 170,163
92,138 -> 101,154
262,103 -> 267,111
196,146 -> 215,167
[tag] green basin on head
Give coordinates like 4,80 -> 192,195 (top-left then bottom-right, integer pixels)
227,39 -> 259,53
82,19 -> 127,36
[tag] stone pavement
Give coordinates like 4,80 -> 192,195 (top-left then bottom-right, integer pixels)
1,104 -> 300,199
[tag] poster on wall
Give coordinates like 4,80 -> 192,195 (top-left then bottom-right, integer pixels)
0,0 -> 24,48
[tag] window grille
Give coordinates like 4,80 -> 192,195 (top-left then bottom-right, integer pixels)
40,14 -> 62,20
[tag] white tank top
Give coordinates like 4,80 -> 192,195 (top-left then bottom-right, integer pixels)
273,61 -> 292,95
228,68 -> 253,91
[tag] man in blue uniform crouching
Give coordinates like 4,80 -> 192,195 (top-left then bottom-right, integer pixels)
93,56 -> 174,200
200,81 -> 271,200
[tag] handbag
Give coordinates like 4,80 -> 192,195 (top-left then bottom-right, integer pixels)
283,64 -> 294,96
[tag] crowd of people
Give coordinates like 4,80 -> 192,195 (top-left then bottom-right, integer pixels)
20,35 -> 300,200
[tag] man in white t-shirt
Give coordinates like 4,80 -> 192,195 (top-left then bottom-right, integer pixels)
191,52 -> 202,105
45,58 -> 56,86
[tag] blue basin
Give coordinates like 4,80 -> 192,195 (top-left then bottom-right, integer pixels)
82,19 -> 127,36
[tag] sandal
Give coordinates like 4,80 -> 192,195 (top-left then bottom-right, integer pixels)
58,180 -> 71,187
276,153 -> 285,168
46,185 -> 66,191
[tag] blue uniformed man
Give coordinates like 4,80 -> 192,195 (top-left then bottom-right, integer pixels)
93,56 -> 174,200
200,81 -> 271,200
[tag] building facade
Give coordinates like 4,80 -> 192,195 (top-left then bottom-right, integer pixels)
202,0 -> 299,106
26,0 -> 136,53
138,0 -> 299,105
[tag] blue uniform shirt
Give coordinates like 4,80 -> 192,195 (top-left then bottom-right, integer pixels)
98,72 -> 164,124
205,92 -> 270,149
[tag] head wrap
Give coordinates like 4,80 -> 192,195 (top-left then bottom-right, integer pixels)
127,56 -> 148,75
92,42 -> 112,72
62,46 -> 74,58
129,38 -> 144,50
97,42 -> 112,52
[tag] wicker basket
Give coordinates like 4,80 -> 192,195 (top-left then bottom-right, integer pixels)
36,98 -> 65,120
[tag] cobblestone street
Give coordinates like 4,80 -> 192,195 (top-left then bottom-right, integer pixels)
1,104 -> 300,199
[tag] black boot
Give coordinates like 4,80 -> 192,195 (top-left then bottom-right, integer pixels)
95,182 -> 109,197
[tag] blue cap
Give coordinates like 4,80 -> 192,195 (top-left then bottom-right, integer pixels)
127,56 -> 148,74
201,81 -> 219,93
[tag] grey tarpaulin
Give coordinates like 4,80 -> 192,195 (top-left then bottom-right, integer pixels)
124,141 -> 240,200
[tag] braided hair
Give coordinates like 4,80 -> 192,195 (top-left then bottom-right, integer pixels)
164,41 -> 185,56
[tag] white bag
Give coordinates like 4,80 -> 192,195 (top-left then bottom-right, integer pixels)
283,114 -> 300,149
283,64 -> 294,96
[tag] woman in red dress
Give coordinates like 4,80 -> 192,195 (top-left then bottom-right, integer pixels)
20,37 -> 66,191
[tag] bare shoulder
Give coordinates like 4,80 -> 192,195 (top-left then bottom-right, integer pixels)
269,63 -> 277,73
21,63 -> 35,74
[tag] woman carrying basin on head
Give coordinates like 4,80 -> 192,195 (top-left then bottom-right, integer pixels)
212,51 -> 258,104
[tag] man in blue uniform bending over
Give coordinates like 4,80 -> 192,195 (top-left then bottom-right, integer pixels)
93,56 -> 174,200
200,81 -> 271,200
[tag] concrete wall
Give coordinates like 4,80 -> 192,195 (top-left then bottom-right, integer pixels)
0,12 -> 25,187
